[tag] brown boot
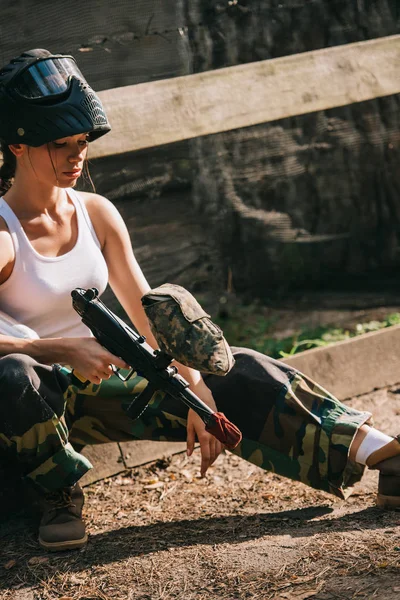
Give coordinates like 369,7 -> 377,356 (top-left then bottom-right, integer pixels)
38,484 -> 87,551
370,455 -> 400,509
368,435 -> 400,509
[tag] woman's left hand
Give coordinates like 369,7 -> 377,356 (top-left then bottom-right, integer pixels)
187,404 -> 225,477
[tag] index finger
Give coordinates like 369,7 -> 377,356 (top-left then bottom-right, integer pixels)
200,443 -> 211,477
106,351 -> 130,370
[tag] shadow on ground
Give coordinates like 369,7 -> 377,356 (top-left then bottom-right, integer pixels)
1,502 -> 398,591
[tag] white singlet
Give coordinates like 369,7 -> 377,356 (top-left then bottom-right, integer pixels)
0,188 -> 108,338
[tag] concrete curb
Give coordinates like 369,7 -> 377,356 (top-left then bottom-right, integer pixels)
81,324 -> 400,486
282,323 -> 400,400
80,442 -> 186,487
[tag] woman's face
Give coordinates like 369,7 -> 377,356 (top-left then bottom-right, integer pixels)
15,133 -> 89,188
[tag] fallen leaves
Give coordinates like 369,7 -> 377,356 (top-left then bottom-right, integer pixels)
70,574 -> 86,585
27,556 -> 49,566
143,481 -> 164,490
279,589 -> 321,600
113,476 -> 133,486
11,589 -> 35,600
2,451 -> 400,600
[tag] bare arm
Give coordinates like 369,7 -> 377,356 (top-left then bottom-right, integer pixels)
0,332 -> 128,382
84,193 -> 224,474
0,332 -> 69,363
84,194 -> 210,385
0,214 -> 129,381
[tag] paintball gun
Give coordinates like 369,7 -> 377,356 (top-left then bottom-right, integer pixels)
71,288 -> 241,450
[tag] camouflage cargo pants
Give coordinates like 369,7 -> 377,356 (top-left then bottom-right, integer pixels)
0,348 -> 372,499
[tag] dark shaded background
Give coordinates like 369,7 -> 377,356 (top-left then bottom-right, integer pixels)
1,0 -> 399,307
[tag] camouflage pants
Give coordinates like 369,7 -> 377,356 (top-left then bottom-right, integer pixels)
0,348 -> 372,499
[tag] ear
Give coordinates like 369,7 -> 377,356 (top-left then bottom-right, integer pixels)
8,144 -> 26,158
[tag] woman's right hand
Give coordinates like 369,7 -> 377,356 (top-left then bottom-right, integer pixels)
63,337 -> 130,384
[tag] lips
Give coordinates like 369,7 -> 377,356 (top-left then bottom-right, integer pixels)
63,169 -> 82,177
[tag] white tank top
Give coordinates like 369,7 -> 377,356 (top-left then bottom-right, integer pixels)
0,188 -> 108,338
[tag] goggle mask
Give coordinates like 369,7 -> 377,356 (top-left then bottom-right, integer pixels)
6,56 -> 89,103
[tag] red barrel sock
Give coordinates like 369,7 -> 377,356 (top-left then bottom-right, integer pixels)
205,412 -> 242,449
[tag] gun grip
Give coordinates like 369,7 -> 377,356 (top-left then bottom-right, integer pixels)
111,364 -> 137,382
70,370 -> 90,389
111,364 -> 124,380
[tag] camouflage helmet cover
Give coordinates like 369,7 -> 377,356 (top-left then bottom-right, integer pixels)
141,284 -> 235,375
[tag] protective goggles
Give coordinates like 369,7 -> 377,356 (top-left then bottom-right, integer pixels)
11,57 -> 87,100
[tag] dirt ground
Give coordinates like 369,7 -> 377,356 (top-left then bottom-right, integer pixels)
1,383 -> 400,600
1,302 -> 400,600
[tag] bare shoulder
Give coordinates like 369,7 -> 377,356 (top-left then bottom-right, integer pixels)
75,191 -> 126,247
78,191 -> 115,213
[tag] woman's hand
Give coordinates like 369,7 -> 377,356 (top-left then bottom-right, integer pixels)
63,337 -> 129,384
186,389 -> 225,477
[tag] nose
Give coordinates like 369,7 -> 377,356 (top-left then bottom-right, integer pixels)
68,145 -> 86,164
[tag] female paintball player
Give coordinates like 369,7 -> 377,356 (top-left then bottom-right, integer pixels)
0,48 -> 399,553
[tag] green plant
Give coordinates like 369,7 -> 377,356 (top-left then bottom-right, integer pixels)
216,306 -> 400,359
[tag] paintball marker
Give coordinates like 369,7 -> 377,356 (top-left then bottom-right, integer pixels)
71,288 -> 241,450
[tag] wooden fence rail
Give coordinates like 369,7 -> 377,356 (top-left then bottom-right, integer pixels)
91,34 -> 400,158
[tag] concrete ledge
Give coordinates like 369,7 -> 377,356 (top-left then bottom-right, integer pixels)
80,443 -> 125,486
119,440 -> 187,470
80,441 -> 187,488
282,323 -> 400,400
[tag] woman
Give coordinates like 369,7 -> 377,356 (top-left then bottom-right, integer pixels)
0,48 -> 399,553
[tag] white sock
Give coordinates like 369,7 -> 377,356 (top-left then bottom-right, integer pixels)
355,428 -> 393,465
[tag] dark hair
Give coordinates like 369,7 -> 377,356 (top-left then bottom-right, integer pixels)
81,145 -> 96,192
0,139 -> 95,194
0,140 -> 16,195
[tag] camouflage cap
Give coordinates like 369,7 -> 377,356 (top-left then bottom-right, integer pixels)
141,284 -> 235,375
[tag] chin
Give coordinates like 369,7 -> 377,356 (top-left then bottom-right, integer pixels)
57,180 -> 78,189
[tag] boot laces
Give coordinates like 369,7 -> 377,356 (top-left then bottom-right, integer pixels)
45,488 -> 76,511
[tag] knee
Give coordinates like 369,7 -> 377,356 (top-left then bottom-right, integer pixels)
0,354 -> 40,412
205,347 -> 294,408
0,353 -> 38,385
229,347 -> 292,387
0,354 -> 52,432
229,347 -> 263,374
